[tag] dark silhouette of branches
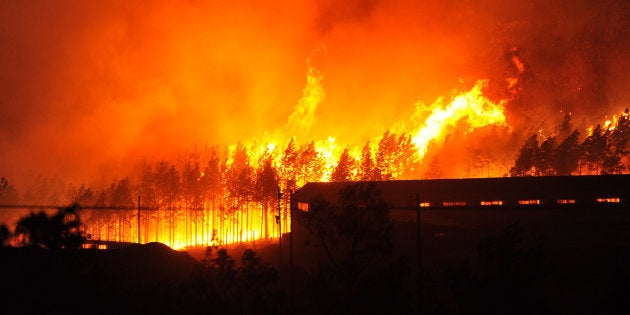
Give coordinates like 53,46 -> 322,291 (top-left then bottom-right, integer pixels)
13,204 -> 86,250
330,147 -> 354,182
0,224 -> 10,247
197,247 -> 280,314
305,182 -> 391,271
510,134 -> 538,176
510,107 -> 630,176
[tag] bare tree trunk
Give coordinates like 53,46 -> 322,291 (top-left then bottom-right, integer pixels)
264,202 -> 269,239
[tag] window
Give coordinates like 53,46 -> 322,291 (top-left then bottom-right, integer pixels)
557,199 -> 576,204
481,200 -> 503,206
596,197 -> 620,203
519,199 -> 541,205
297,202 -> 309,211
419,202 -> 431,208
442,201 -> 466,207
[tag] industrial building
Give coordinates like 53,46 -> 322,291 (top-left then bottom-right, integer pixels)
292,175 -> 630,214
289,175 -> 630,271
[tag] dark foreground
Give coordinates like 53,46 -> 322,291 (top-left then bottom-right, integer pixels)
2,211 -> 630,314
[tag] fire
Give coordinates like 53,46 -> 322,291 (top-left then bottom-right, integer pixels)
237,66 -> 508,185
13,62 -> 510,250
285,63 -> 325,137
410,80 -> 507,159
4,0 -> 630,252
71,63 -> 510,249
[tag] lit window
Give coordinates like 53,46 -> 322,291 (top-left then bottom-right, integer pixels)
596,197 -> 620,203
442,201 -> 466,207
481,200 -> 503,206
419,202 -> 431,208
519,200 -> 541,205
297,202 -> 309,211
557,199 -> 576,204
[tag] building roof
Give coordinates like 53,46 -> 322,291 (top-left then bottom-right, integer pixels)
292,175 -> 630,209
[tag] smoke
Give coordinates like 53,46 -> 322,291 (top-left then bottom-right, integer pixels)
2,0 -> 630,188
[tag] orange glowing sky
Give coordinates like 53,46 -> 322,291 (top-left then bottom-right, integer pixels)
2,0 -> 630,188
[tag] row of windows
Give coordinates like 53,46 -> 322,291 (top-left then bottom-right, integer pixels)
596,197 -> 621,203
296,197 -> 623,212
442,201 -> 466,207
519,199 -> 541,205
481,200 -> 503,206
417,197 -> 621,208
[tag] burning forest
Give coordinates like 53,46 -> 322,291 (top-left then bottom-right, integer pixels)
3,0 -> 630,248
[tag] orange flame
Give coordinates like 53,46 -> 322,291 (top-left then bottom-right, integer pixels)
81,64 -> 510,249
410,80 -> 507,159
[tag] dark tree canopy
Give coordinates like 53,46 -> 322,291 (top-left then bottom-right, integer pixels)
304,182 -> 392,271
0,224 -> 10,247
510,108 -> 630,176
14,205 -> 86,250
330,147 -> 354,182
510,134 -> 538,176
554,130 -> 581,175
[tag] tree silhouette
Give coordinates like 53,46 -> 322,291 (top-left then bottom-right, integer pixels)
199,247 -> 280,314
376,130 -> 398,180
226,144 -> 255,202
554,130 -> 581,175
582,125 -> 607,174
201,148 -> 224,209
14,204 -> 86,250
510,133 -> 538,176
255,153 -> 279,239
296,182 -> 414,314
601,111 -> 630,174
236,249 -> 279,313
472,223 -> 547,314
330,147 -> 354,182
358,141 -> 380,180
110,178 -> 134,207
0,224 -> 10,247
279,138 -> 299,189
375,131 -> 417,179
138,162 -> 158,209
298,141 -> 324,185
303,183 -> 392,288
72,184 -> 96,205
536,136 -> 557,176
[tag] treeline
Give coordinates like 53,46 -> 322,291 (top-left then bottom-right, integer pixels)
0,131 -> 419,246
510,109 -> 630,176
1,132 -> 420,207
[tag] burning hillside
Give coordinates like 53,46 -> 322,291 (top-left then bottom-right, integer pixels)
2,0 -> 630,247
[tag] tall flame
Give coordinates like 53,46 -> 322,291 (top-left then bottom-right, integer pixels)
285,63 -> 325,138
410,80 -> 507,159
224,64 -> 510,188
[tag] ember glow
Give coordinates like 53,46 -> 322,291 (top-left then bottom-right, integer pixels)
2,0 -> 630,248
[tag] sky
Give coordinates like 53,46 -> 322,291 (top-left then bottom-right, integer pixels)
2,0 -> 630,188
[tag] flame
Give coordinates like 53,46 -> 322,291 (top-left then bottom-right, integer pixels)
238,67 -> 508,185
410,80 -> 507,159
81,64 -> 509,249
6,1 -> 630,251
285,63 -> 325,137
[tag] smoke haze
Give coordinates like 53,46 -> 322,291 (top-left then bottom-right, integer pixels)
2,0 -> 630,188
